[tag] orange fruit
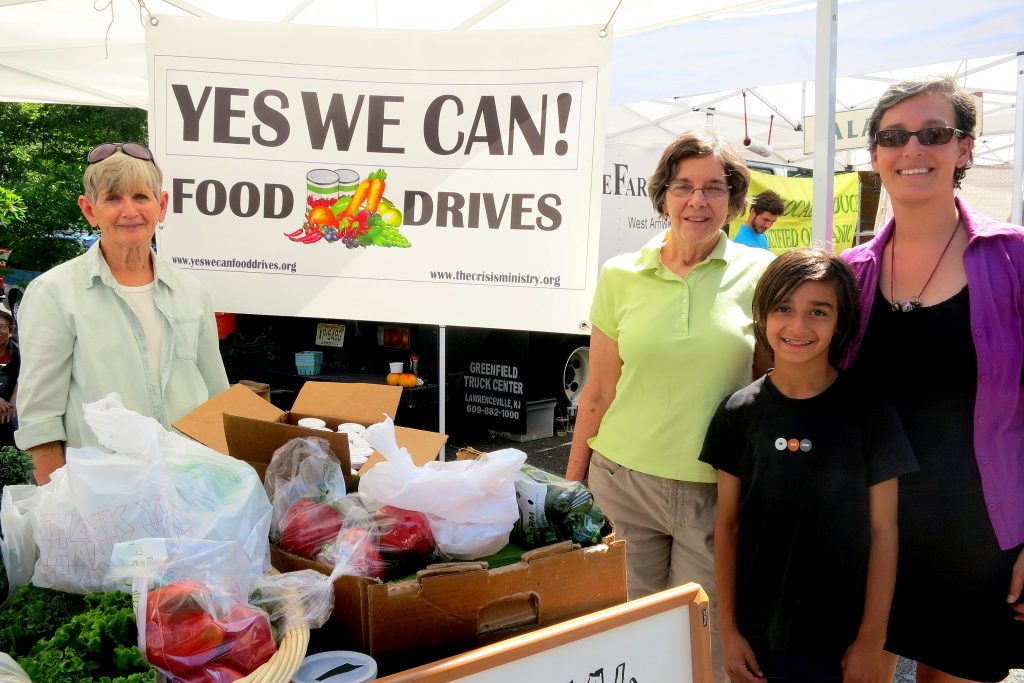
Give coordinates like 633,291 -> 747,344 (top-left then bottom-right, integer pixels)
308,205 -> 339,229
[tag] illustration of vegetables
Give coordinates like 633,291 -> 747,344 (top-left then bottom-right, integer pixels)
366,169 -> 388,212
291,167 -> 409,247
338,175 -> 373,219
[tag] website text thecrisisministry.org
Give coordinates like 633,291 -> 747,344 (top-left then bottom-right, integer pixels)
429,269 -> 561,287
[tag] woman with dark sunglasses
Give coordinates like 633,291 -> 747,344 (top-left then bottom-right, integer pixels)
14,143 -> 229,484
842,76 -> 1023,682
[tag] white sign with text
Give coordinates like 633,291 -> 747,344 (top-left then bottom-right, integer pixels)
147,16 -> 610,333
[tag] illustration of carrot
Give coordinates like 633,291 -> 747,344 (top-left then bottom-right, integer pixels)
339,176 -> 372,219
366,169 -> 388,212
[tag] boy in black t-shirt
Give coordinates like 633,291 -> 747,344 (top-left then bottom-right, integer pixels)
699,249 -> 917,682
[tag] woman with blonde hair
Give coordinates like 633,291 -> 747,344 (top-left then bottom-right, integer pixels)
15,142 -> 229,483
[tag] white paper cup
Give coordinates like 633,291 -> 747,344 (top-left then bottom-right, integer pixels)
388,362 -> 403,373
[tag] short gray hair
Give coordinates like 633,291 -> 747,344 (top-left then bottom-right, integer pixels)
82,150 -> 163,202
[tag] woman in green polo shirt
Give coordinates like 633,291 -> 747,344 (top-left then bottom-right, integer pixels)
566,131 -> 774,681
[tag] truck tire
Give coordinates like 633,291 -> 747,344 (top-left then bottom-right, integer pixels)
560,345 -> 589,406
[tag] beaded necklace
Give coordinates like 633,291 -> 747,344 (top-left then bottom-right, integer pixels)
889,217 -> 960,313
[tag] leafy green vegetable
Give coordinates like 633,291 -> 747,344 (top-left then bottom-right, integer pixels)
0,584 -> 84,655
0,585 -> 155,682
0,444 -> 34,492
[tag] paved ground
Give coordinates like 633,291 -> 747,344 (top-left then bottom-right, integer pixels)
448,430 -> 1023,683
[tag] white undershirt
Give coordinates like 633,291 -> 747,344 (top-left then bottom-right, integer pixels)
119,282 -> 163,381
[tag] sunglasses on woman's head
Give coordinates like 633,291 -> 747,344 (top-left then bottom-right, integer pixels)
874,126 -> 967,148
86,142 -> 155,165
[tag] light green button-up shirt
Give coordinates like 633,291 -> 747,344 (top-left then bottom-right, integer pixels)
588,230 -> 775,482
15,241 -> 229,450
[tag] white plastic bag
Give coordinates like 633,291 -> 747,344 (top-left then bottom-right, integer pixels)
0,653 -> 30,683
28,393 -> 272,593
360,415 -> 526,559
0,484 -> 41,601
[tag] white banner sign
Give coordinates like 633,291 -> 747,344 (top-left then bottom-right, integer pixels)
599,144 -> 665,268
803,107 -> 873,154
147,17 -> 610,334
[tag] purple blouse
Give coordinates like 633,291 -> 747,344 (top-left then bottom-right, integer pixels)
842,197 -> 1024,550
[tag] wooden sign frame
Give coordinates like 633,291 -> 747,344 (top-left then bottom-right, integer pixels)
376,582 -> 711,683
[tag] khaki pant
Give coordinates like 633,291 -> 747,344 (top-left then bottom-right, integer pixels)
589,451 -> 725,682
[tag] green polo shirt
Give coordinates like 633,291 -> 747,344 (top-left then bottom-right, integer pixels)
589,231 -> 775,482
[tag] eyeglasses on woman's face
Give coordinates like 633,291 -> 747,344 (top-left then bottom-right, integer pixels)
664,181 -> 731,200
874,126 -> 967,148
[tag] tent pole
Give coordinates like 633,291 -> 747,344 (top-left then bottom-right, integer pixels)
1011,52 -> 1024,226
812,0 -> 838,250
438,324 -> 447,461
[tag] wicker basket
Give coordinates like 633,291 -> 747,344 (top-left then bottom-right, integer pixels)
238,569 -> 311,683
238,623 -> 310,683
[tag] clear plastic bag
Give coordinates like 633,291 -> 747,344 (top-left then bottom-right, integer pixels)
316,496 -> 437,581
105,538 -> 334,682
512,464 -> 606,548
28,394 -> 272,594
360,416 -> 525,559
249,569 -> 335,632
263,437 -> 347,550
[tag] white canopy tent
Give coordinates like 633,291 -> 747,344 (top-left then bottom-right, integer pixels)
1,0 -> 1022,220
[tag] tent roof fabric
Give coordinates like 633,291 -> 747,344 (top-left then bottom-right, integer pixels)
0,0 -> 1021,171
2,0 -> 1022,109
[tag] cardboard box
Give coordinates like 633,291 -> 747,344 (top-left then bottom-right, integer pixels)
174,382 -> 448,482
235,379 -> 271,401
493,398 -> 557,442
270,530 -> 626,663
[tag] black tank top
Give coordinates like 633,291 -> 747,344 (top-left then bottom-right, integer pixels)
853,286 -> 980,495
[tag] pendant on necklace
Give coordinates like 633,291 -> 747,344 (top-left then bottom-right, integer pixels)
891,297 -> 921,313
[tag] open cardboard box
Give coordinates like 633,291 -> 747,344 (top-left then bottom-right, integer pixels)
174,382 -> 448,482
270,527 -> 626,665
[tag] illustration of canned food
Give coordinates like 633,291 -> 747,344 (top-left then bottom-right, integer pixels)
333,169 -> 360,195
305,169 -> 340,216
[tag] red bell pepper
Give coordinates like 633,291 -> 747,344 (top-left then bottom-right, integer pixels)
145,580 -> 277,682
278,497 -> 344,559
377,506 -> 434,556
145,582 -> 228,675
332,526 -> 386,578
213,604 -> 277,674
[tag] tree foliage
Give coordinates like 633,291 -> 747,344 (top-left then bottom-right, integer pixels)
0,187 -> 26,229
0,104 -> 147,271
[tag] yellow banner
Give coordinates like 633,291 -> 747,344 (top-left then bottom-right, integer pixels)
729,171 -> 861,254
